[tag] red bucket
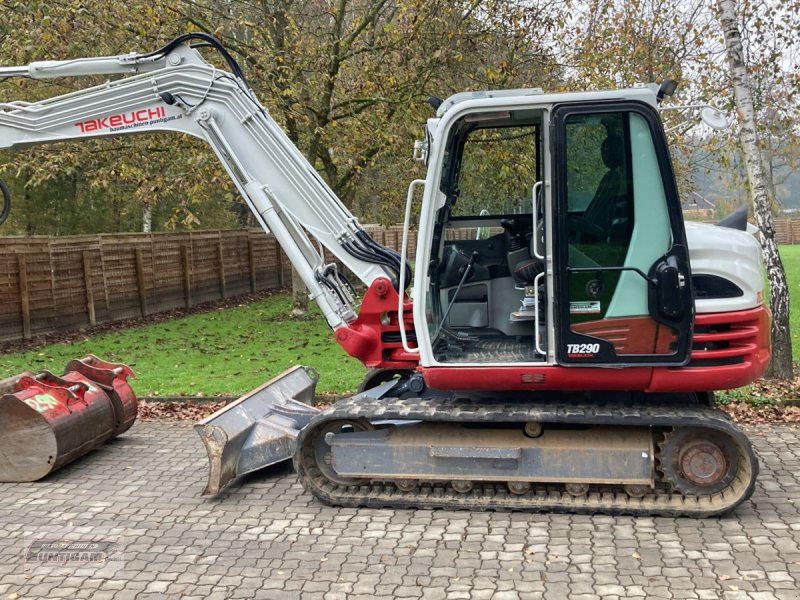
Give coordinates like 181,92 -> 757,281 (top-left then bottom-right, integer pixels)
0,356 -> 137,482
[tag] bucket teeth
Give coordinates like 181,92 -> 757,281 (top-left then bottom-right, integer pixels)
194,366 -> 320,495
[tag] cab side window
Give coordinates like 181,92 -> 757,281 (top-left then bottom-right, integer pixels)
565,113 -> 633,267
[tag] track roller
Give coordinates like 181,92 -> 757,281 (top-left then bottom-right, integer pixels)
394,479 -> 418,492
452,480 -> 473,493
508,481 -> 532,495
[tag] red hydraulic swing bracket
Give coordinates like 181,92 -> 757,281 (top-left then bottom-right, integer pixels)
334,277 -> 420,369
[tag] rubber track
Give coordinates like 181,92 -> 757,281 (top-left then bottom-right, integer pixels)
294,396 -> 759,517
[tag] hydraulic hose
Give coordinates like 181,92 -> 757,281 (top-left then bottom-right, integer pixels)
0,178 -> 10,226
139,33 -> 247,81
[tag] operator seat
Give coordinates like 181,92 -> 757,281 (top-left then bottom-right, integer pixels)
513,256 -> 544,286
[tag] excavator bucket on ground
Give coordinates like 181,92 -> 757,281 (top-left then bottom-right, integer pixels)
194,366 -> 321,495
0,355 -> 137,482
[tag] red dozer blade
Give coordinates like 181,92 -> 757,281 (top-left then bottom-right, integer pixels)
0,355 -> 137,482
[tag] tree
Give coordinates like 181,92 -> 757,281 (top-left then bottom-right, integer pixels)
571,0 -> 711,88
567,0 -> 720,197
715,0 -> 793,378
170,0 -> 562,313
0,0 -> 239,234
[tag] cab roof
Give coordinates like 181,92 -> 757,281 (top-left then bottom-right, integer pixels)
436,84 -> 661,118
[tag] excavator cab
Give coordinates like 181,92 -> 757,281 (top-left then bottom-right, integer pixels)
425,107 -> 547,364
417,94 -> 694,370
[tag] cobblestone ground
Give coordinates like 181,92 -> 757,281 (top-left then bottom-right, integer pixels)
1,422 -> 800,600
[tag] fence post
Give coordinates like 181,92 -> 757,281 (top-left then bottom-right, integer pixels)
248,237 -> 257,292
135,248 -> 148,316
99,235 -> 111,313
82,251 -> 96,326
17,254 -> 31,340
181,245 -> 192,308
217,236 -> 227,298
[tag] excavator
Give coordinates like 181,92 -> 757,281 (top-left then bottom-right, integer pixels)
0,34 -> 770,516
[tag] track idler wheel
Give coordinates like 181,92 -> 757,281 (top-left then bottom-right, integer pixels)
659,428 -> 739,496
312,419 -> 373,486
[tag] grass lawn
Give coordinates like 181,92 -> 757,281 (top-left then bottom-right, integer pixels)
779,245 -> 800,359
0,294 -> 367,396
2,245 -> 800,400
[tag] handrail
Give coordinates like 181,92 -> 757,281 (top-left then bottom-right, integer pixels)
531,181 -> 543,259
534,271 -> 545,356
399,180 -> 425,354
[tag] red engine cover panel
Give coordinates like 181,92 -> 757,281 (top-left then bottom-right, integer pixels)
421,306 -> 771,393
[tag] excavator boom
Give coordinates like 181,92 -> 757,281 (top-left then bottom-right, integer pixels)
0,34 -> 404,330
0,34 -> 415,495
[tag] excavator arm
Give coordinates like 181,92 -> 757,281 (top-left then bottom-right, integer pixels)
0,33 -> 407,330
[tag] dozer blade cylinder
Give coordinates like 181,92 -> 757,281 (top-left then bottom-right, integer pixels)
194,366 -> 321,495
0,358 -> 137,482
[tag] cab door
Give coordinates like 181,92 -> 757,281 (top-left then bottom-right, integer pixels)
551,103 -> 693,366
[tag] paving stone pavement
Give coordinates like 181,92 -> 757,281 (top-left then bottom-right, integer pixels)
1,422 -> 800,599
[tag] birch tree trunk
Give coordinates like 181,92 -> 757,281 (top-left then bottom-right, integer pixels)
716,0 -> 792,379
142,201 -> 152,234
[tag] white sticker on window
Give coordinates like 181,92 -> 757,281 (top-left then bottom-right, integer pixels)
569,301 -> 601,314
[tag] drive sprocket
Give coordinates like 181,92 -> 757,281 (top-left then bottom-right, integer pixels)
658,427 -> 740,496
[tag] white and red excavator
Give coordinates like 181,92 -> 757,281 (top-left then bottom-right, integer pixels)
0,34 -> 770,516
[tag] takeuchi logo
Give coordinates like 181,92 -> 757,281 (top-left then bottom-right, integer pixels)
75,106 -> 166,132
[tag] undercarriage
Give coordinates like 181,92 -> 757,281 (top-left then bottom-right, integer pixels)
294,392 -> 757,517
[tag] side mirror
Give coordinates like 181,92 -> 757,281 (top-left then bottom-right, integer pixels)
652,255 -> 685,321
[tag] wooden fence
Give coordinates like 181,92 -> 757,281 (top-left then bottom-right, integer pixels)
0,226 -> 410,343
3,218 -> 797,344
774,219 -> 800,245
